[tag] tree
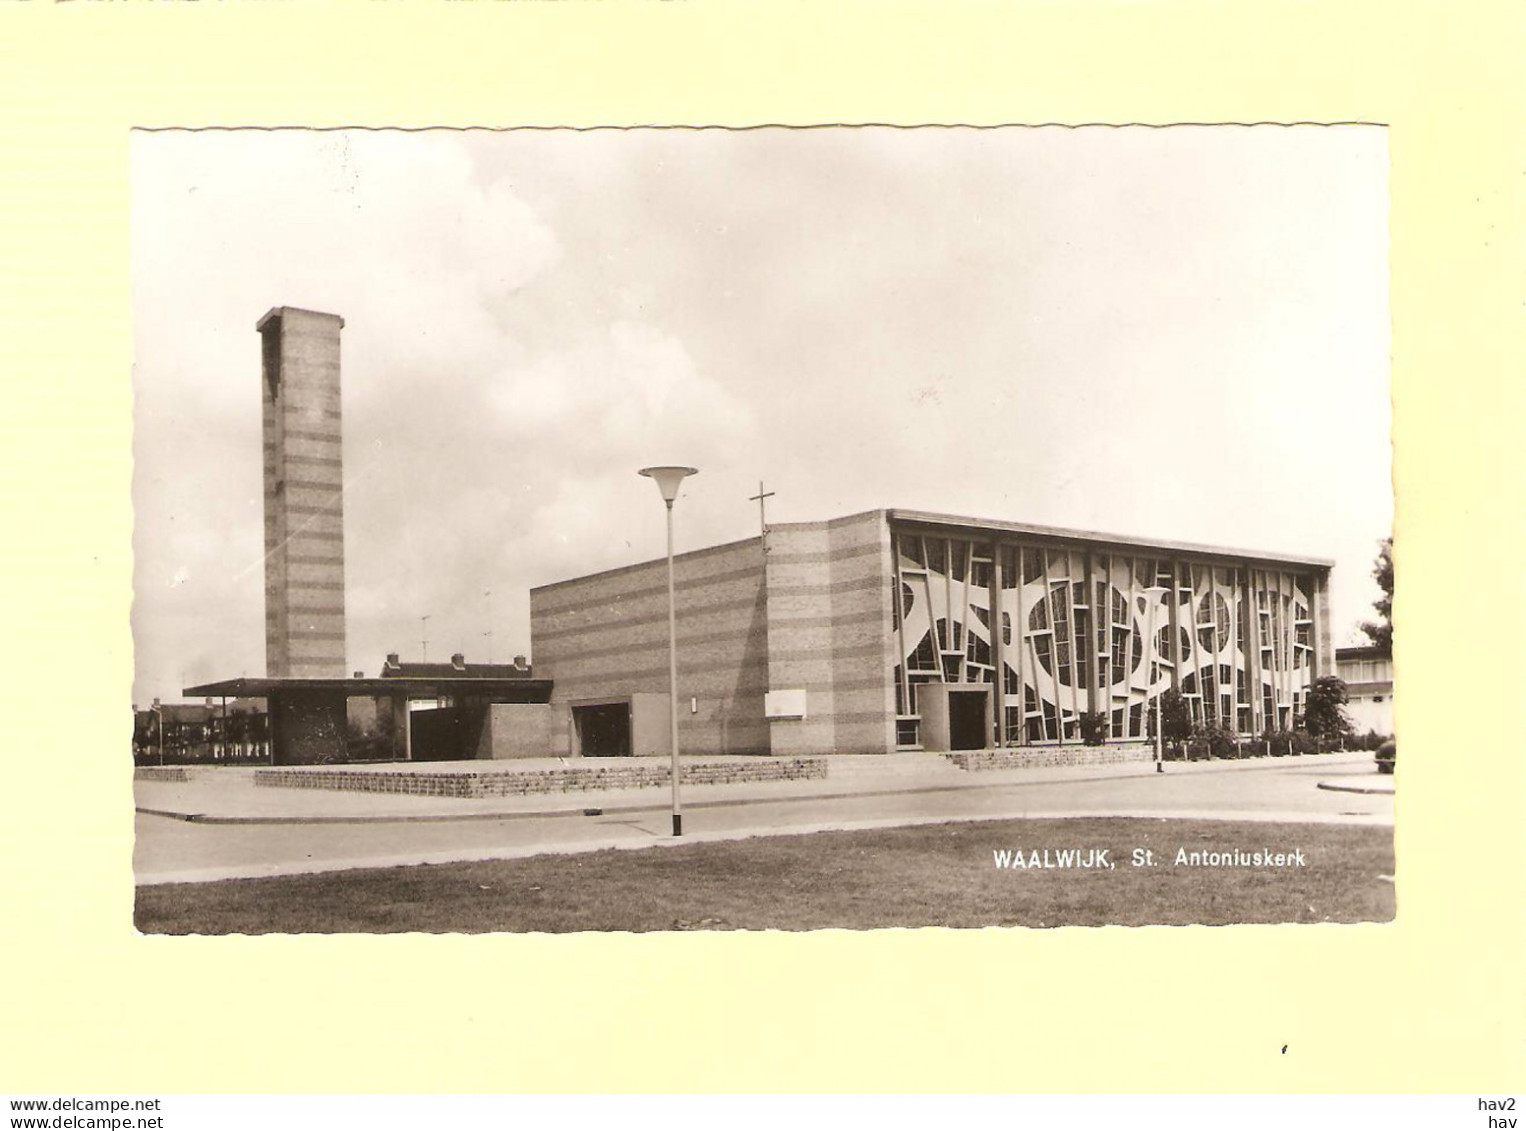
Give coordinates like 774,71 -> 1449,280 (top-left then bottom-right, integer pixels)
1359,537 -> 1393,652
1301,675 -> 1353,739
1159,688 -> 1193,744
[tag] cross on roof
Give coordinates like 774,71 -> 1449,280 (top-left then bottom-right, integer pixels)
748,480 -> 776,535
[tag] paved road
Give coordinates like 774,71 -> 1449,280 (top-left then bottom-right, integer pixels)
135,755 -> 1393,885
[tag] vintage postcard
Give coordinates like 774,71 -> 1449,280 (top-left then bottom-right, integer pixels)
3,0 -> 1521,1104
130,125 -> 1394,933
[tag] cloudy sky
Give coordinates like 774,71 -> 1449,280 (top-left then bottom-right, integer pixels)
131,126 -> 1390,705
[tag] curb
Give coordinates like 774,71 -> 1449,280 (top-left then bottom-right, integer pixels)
1316,781 -> 1395,796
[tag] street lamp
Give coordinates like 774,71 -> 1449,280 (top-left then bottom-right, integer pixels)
639,466 -> 699,837
1141,586 -> 1170,774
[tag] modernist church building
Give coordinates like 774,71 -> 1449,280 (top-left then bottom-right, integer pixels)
531,509 -> 1334,759
175,306 -> 1335,767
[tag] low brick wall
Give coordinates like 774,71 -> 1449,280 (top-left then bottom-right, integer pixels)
255,758 -> 829,798
134,766 -> 191,782
946,744 -> 1156,771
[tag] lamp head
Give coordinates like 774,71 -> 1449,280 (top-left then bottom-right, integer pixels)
638,465 -> 699,504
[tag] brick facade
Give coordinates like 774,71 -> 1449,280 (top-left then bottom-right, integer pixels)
476,703 -> 554,759
531,538 -> 771,757
765,512 -> 896,756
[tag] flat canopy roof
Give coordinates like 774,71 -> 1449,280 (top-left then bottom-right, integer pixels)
183,676 -> 553,701
887,509 -> 1336,570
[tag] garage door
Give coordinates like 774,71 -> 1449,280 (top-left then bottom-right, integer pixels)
573,702 -> 632,757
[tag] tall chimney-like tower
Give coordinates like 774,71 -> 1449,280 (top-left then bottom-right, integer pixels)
258,306 -> 346,678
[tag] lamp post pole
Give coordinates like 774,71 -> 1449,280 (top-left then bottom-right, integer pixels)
1155,670 -> 1165,773
640,466 -> 698,837
663,498 -> 681,835
1142,587 -> 1169,774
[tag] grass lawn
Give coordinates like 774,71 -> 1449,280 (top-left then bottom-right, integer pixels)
135,817 -> 1394,934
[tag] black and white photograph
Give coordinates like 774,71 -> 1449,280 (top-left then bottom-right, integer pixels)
130,125 -> 1394,934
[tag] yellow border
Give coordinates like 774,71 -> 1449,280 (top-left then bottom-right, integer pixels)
1,0 -> 1522,1094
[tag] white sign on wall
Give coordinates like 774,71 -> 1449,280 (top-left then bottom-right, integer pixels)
764,689 -> 808,720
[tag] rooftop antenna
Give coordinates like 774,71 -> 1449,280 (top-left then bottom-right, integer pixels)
420,614 -> 431,663
483,589 -> 494,663
748,480 -> 776,537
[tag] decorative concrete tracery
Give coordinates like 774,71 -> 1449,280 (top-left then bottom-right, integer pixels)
890,529 -> 1317,747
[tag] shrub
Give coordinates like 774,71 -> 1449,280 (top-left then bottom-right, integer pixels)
1261,727 -> 1296,757
1079,711 -> 1109,746
1192,722 -> 1242,759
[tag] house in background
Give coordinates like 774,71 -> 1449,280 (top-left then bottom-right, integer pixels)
1335,644 -> 1394,736
378,651 -> 532,704
132,698 -> 269,764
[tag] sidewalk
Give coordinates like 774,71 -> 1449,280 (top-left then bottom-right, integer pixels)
134,750 -> 1378,825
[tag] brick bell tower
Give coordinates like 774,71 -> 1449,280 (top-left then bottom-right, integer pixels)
258,306 -> 347,678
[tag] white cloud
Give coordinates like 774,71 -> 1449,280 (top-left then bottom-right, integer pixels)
131,131 -> 561,414
489,318 -> 753,453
